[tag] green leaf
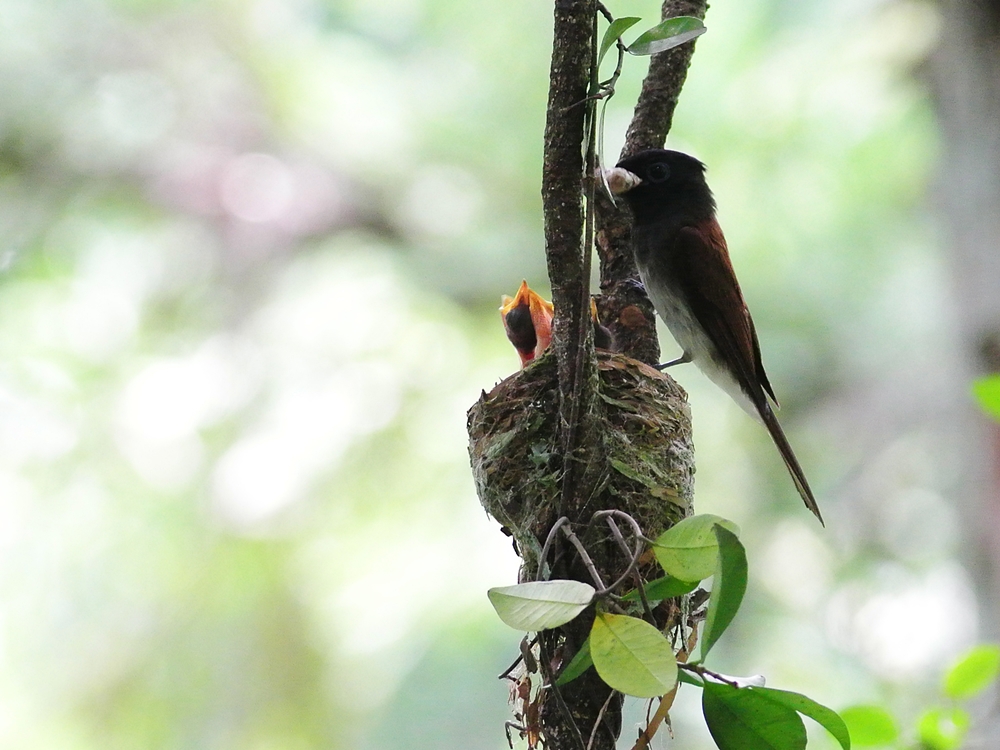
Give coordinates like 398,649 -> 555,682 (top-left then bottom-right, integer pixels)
943,643 -> 1000,699
627,16 -> 706,56
840,705 -> 899,746
651,514 -> 740,582
621,574 -> 698,602
752,687 -> 851,750
702,681 -> 807,750
699,525 -> 748,660
555,638 -> 593,686
488,580 -> 595,631
917,707 -> 970,750
972,375 -> 1000,421
598,17 -> 641,68
590,612 -> 678,698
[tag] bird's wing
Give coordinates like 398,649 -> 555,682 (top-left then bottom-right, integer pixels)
672,221 -> 777,405
673,222 -> 822,523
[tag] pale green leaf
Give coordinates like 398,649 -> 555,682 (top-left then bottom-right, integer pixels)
488,580 -> 594,631
918,707 -> 970,750
943,643 -> 1000,699
840,705 -> 899,746
590,612 -> 677,698
972,375 -> 1000,421
651,514 -> 740,582
627,16 -> 706,56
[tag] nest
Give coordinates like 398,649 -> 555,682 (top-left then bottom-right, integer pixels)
467,351 -> 695,577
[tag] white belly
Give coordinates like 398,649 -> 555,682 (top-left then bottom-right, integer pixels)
636,261 -> 758,418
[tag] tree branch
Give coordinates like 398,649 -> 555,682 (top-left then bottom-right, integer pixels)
621,0 -> 708,158
596,0 -> 708,365
537,6 -> 707,746
470,3 -> 706,748
542,0 -> 600,504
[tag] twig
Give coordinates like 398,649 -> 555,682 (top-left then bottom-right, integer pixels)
586,689 -> 619,750
620,0 -> 708,159
632,567 -> 656,622
499,635 -> 540,681
588,510 -> 650,603
537,516 -> 571,581
539,638 -> 588,750
592,2 -> 627,96
597,523 -> 644,596
591,509 -> 649,543
560,524 -> 607,591
596,0 -> 708,365
631,686 -> 678,750
505,721 -> 526,749
499,653 -> 524,682
593,3 -> 627,97
679,663 -> 741,687
603,515 -> 634,558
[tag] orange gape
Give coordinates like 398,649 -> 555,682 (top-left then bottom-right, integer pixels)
500,280 -> 553,368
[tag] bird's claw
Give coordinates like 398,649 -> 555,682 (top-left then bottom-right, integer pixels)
654,352 -> 692,370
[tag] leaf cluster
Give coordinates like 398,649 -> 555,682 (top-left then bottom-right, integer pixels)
597,16 -> 706,67
489,514 -> 850,749
842,644 -> 1000,749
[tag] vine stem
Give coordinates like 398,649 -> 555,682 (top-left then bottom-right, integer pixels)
679,663 -> 742,687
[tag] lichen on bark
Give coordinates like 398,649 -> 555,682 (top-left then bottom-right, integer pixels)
466,1 -> 707,747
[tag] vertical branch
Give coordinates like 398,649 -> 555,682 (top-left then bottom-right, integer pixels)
531,2 -> 706,748
620,0 -> 708,158
595,0 -> 708,365
541,5 -> 619,750
542,0 -> 599,496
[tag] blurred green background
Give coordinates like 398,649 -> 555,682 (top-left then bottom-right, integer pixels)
1,0 -> 995,748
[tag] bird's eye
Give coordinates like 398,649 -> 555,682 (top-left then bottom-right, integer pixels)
646,163 -> 670,183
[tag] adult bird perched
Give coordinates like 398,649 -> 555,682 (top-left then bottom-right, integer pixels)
604,149 -> 823,524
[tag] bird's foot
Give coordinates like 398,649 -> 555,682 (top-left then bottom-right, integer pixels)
654,352 -> 692,370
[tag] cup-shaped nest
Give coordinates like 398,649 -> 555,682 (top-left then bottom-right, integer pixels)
467,351 -> 694,576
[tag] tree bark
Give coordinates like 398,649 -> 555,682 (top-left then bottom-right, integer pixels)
542,0 -> 601,519
596,0 -> 708,365
468,2 -> 706,747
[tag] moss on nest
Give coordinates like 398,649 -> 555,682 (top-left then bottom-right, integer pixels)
467,350 -> 694,576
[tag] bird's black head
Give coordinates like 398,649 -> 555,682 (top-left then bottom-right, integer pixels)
611,149 -> 715,226
503,303 -> 536,353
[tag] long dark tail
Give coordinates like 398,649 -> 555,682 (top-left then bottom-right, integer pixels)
758,401 -> 824,525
